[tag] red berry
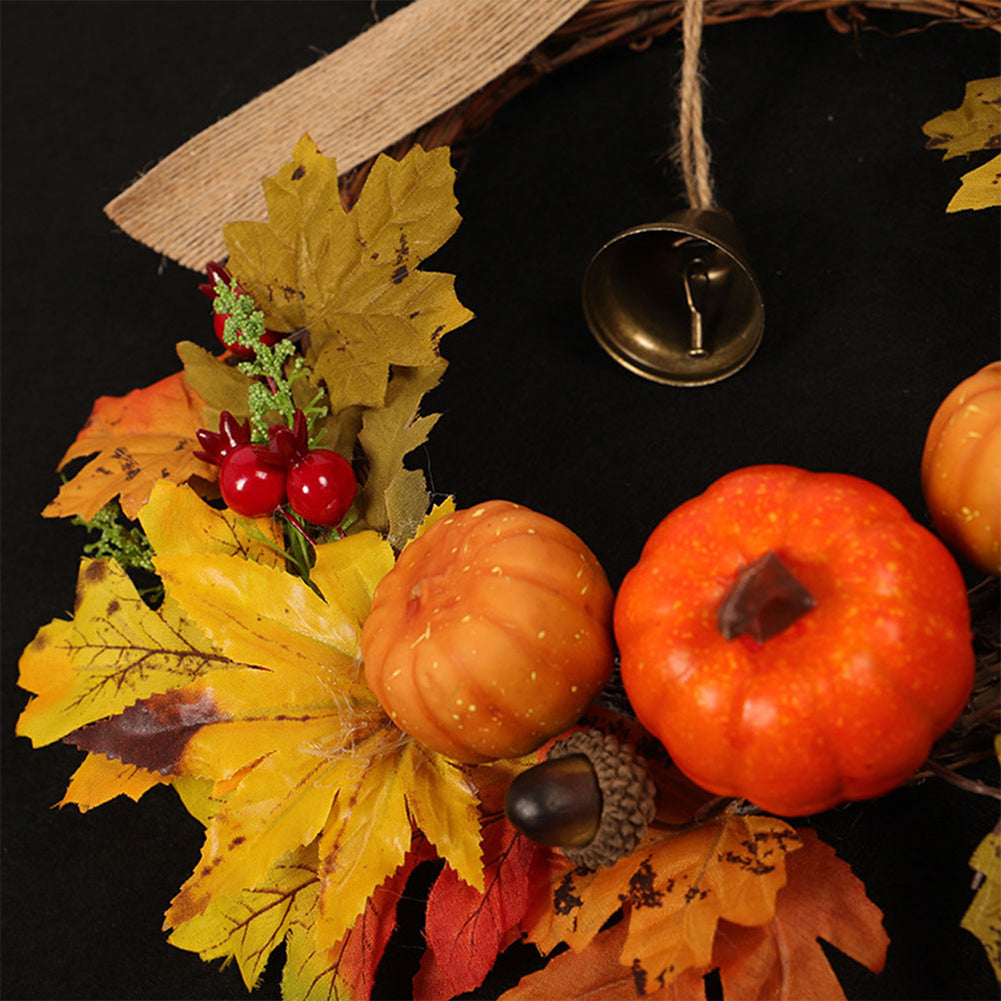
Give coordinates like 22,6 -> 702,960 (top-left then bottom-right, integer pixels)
199,260 -> 231,298
219,445 -> 287,517
287,450 -> 357,526
194,411 -> 252,465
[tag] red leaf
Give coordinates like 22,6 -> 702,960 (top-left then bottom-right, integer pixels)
283,841 -> 436,1001
338,847 -> 429,999
416,817 -> 551,999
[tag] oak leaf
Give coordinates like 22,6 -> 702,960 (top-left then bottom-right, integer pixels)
44,369 -> 214,522
923,77 -> 1001,211
960,738 -> 1001,980
356,359 -> 447,543
523,810 -> 801,989
501,916 -> 708,1001
712,828 -> 888,999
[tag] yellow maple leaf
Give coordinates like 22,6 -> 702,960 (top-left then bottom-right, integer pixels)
15,557 -> 236,749
140,480 -> 283,565
525,810 -> 801,988
961,738 -> 1001,979
59,752 -> 169,812
169,841 -> 322,991
923,77 -> 1001,161
150,545 -> 483,946
41,486 -> 484,957
224,134 -> 473,415
947,153 -> 1001,212
923,77 -> 1001,212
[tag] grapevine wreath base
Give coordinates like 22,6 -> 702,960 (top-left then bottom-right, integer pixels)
14,132 -> 1000,1001
8,5 -> 1001,1001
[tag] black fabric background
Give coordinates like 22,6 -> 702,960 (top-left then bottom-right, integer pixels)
2,3 -> 999,999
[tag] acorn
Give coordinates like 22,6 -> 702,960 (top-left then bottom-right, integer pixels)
505,728 -> 657,869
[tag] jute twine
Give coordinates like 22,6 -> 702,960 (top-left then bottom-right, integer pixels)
677,0 -> 716,210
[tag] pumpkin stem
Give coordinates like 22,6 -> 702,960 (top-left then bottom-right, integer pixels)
718,550 -> 815,643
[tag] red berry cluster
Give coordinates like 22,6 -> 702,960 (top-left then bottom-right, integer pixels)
199,261 -> 282,357
195,411 -> 356,525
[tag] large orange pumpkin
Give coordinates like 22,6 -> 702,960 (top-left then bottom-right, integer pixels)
921,360 -> 1001,576
361,500 -> 614,762
615,465 -> 974,816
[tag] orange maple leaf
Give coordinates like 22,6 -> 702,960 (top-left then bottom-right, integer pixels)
507,827 -> 887,1001
44,369 -> 214,521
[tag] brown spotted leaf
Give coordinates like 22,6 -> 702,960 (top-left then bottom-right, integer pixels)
16,558 -> 234,749
523,810 -> 801,989
66,687 -> 226,774
947,154 -> 1001,213
713,829 -> 888,999
44,370 -> 214,522
923,77 -> 1001,160
502,916 -> 708,1000
223,135 -> 472,414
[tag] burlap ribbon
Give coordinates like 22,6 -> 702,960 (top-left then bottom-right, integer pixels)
104,0 -> 590,271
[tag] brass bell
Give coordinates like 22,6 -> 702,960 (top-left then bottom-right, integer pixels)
582,208 -> 765,387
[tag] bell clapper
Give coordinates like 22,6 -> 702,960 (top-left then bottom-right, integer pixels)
683,255 -> 710,357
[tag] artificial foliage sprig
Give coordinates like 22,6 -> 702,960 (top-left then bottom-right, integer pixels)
212,277 -> 328,443
72,499 -> 156,574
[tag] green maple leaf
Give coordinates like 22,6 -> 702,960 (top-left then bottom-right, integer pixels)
223,134 -> 472,414
357,359 -> 447,544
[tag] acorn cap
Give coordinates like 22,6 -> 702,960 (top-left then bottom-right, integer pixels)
548,728 -> 657,870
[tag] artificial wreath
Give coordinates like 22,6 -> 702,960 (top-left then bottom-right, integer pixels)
14,100 -> 999,1001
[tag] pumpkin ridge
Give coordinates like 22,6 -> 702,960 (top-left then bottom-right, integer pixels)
481,535 -> 610,600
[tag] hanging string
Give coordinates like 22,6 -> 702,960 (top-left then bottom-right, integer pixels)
677,0 -> 716,210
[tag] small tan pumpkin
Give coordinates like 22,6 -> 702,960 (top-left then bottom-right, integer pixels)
921,361 -> 1001,576
361,500 -> 614,762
